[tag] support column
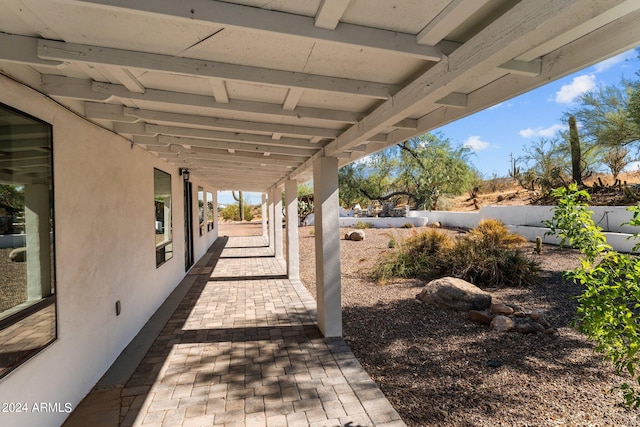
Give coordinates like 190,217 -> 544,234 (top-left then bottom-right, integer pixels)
261,193 -> 268,238
25,183 -> 51,301
285,179 -> 300,281
313,156 -> 341,337
274,186 -> 284,262
268,189 -> 275,254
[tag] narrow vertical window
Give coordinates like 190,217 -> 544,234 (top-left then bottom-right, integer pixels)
198,186 -> 204,237
154,169 -> 172,267
0,103 -> 56,378
207,192 -> 214,231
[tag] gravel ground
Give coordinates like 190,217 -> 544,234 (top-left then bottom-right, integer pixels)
0,248 -> 26,313
298,226 -> 640,427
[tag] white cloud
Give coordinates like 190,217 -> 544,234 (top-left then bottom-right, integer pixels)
519,124 -> 565,138
555,74 -> 596,104
625,161 -> 640,172
463,135 -> 490,151
594,51 -> 635,73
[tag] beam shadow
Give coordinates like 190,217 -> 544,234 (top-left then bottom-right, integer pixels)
218,255 -> 274,259
223,245 -> 270,249
208,274 -> 289,282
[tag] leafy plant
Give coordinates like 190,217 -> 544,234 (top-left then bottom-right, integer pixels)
546,184 -> 640,408
401,222 -> 415,228
371,222 -> 538,288
355,221 -> 372,229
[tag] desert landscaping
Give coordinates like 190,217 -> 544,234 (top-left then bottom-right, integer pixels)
297,225 -> 640,427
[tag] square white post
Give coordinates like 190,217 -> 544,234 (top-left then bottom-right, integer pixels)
261,193 -> 268,238
25,183 -> 52,300
313,156 -> 341,337
285,179 -> 300,281
268,189 -> 275,253
274,186 -> 284,262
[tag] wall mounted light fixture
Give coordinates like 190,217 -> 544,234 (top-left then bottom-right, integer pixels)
179,168 -> 190,181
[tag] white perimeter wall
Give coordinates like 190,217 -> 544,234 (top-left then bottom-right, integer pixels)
0,75 -> 218,427
410,205 -> 640,253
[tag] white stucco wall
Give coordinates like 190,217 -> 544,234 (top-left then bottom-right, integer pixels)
0,75 -> 218,427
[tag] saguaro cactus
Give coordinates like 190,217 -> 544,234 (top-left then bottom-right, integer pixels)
232,190 -> 244,221
569,115 -> 582,186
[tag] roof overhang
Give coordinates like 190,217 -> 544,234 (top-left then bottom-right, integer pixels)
1,0 -> 639,192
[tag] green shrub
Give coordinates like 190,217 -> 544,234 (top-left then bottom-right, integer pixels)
220,203 -> 253,221
546,184 -> 640,409
355,221 -> 372,229
371,222 -> 539,288
401,222 -> 415,228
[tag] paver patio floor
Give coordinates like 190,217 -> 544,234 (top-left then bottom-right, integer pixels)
68,224 -> 405,427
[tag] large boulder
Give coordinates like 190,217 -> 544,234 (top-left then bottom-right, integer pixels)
344,230 -> 365,241
9,247 -> 26,262
416,277 -> 492,311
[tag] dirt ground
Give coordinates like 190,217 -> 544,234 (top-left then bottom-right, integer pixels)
298,227 -> 640,427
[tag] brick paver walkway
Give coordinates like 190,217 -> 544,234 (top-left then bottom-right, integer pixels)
118,231 -> 405,427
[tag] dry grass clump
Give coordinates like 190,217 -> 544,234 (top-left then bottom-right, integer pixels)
371,220 -> 539,288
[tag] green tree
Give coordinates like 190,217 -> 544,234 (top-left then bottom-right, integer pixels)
520,137 -> 569,191
355,134 -> 476,210
566,81 -> 640,150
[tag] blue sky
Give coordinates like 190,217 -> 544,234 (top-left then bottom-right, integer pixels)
437,48 -> 639,178
218,48 -> 639,205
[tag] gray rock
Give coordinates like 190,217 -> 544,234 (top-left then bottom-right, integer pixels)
491,315 -> 514,332
490,303 -> 514,316
416,277 -> 491,311
345,230 -> 365,241
515,323 -> 537,334
468,310 -> 494,325
9,247 -> 26,262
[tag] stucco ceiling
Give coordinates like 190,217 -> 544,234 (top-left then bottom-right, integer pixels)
0,0 -> 639,192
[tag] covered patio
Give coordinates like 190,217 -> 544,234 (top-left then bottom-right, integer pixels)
64,222 -> 404,426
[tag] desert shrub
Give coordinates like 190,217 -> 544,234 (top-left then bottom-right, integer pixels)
355,221 -> 372,229
467,218 -> 527,248
371,222 -> 539,288
546,184 -> 640,409
220,203 -> 253,221
400,222 -> 415,228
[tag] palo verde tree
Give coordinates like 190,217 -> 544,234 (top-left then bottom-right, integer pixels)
345,133 -> 477,210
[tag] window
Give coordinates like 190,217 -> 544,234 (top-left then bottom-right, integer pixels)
207,192 -> 214,231
198,186 -> 205,237
154,169 -> 173,267
0,103 -> 56,379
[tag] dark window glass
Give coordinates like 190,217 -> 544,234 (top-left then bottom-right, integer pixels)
154,169 -> 173,267
0,103 -> 56,379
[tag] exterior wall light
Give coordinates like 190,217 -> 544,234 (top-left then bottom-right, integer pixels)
179,168 -> 190,181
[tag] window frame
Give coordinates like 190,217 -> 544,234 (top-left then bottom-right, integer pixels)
0,102 -> 57,380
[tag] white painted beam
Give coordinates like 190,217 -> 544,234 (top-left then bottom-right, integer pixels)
0,33 -> 64,67
385,7 -> 640,156
282,88 -> 304,111
122,108 -> 341,139
65,0 -> 443,61
145,124 -> 320,149
435,92 -> 468,108
36,39 -> 399,99
41,75 -> 111,101
516,0 -> 640,62
498,60 -> 542,77
315,0 -> 351,30
209,79 -> 229,104
90,81 -> 359,124
105,67 -> 145,93
157,135 -> 319,157
417,0 -> 492,45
